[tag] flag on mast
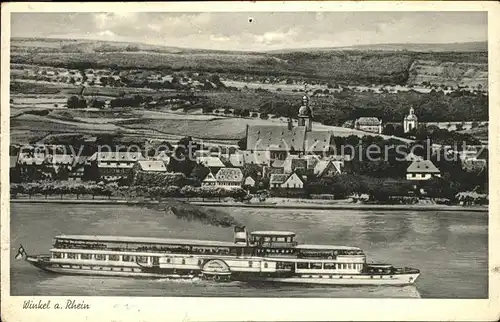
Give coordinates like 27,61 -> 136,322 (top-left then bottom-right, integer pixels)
15,245 -> 26,260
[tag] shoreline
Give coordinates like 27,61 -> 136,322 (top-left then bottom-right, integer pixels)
9,198 -> 488,212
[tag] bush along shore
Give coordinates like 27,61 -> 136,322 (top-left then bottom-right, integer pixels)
10,182 -> 243,227
9,182 -> 249,201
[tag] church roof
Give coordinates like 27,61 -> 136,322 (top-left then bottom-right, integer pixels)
405,114 -> 418,121
304,131 -> 332,153
247,125 -> 331,153
247,125 -> 306,152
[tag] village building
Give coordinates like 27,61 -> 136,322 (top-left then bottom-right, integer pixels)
406,160 -> 441,181
197,156 -> 225,174
269,174 -> 289,188
201,172 -> 217,187
152,150 -> 171,165
404,106 -> 419,133
88,151 -> 145,181
135,160 -> 167,173
243,176 -> 256,187
281,172 -> 306,189
354,117 -> 383,134
313,160 -> 343,178
283,155 -> 307,174
214,167 -> 244,189
228,153 -> 245,168
269,172 -> 306,189
68,167 -> 85,182
245,94 -> 332,166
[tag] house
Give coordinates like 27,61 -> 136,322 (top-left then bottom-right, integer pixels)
281,172 -> 306,189
313,160 -> 342,178
243,176 -> 256,187
228,153 -> 244,168
136,160 -> 167,172
10,155 -> 18,169
283,155 -> 307,174
88,151 -> 145,181
215,167 -> 244,189
68,167 -> 85,182
269,172 -> 306,189
201,172 -> 217,187
197,156 -> 225,173
354,117 -> 383,134
45,154 -> 75,172
406,160 -> 441,180
269,174 -> 289,188
152,150 -> 171,165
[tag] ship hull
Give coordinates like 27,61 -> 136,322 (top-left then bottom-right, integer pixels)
26,257 -> 193,279
27,258 -> 419,285
246,273 -> 420,286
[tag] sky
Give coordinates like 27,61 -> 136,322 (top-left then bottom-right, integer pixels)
10,12 -> 487,51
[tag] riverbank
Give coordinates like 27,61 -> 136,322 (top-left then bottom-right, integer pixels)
9,198 -> 488,212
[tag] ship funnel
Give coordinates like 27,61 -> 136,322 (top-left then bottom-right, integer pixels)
234,226 -> 247,244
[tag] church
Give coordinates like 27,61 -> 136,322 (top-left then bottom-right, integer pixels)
243,94 -> 333,166
404,106 -> 418,133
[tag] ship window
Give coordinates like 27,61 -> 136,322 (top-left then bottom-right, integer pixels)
166,258 -> 171,263
67,253 -> 77,259
249,261 -> 253,267
264,263 -> 268,268
310,262 -> 322,269
181,259 -> 186,264
81,253 -> 91,260
137,256 -> 148,264
297,262 -> 308,269
95,254 -> 105,261
122,255 -> 134,262
324,263 -> 336,269
108,255 -> 119,261
52,252 -> 62,259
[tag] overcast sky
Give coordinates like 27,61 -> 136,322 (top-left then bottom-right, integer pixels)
11,12 -> 487,51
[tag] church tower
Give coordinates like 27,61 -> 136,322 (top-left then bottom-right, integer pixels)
404,106 -> 418,133
298,87 -> 313,132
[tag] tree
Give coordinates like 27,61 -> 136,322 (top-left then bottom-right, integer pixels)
92,99 -> 106,109
55,165 -> 70,181
242,164 -> 262,180
190,163 -> 210,181
382,124 -> 395,136
237,137 -> 247,151
168,136 -> 199,176
67,96 -> 80,109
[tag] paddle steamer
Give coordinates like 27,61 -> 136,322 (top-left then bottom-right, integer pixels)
17,228 -> 420,285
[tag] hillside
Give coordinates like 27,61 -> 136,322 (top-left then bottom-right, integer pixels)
268,41 -> 488,53
10,37 -> 488,86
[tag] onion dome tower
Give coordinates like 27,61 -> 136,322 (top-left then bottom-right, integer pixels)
298,88 -> 313,132
404,106 -> 418,133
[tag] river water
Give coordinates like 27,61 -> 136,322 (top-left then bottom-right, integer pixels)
9,203 -> 488,298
